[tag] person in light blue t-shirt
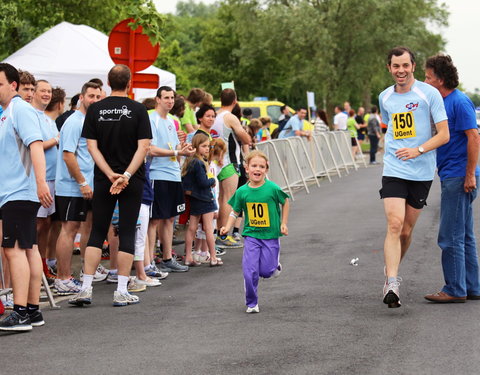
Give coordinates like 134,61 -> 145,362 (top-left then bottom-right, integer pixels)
278,107 -> 311,139
0,63 -> 53,332
149,86 -> 195,273
54,82 -> 102,295
379,47 -> 449,309
423,55 -> 480,303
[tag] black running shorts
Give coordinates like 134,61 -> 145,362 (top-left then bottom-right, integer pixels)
55,196 -> 91,222
2,200 -> 41,249
151,180 -> 185,219
379,176 -> 432,209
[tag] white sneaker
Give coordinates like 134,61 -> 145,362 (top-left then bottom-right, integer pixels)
127,277 -> 147,293
246,304 -> 260,313
68,287 -> 93,306
383,280 -> 401,308
136,277 -> 161,287
113,291 -> 140,306
80,265 -> 108,283
55,278 -> 81,296
272,263 -> 282,278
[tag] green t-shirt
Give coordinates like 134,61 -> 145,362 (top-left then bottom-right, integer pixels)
347,117 -> 358,138
180,105 -> 197,133
228,179 -> 289,239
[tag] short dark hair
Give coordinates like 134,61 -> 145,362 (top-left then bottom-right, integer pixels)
335,105 -> 343,111
108,65 -> 131,91
371,105 -> 378,114
171,95 -> 185,117
242,108 -> 252,117
142,97 -> 156,110
297,106 -> 307,112
187,88 -> 205,105
70,94 -> 80,108
35,79 -> 51,90
425,54 -> 459,90
81,82 -> 101,96
220,88 -> 236,106
280,105 -> 287,112
18,70 -> 36,86
88,78 -> 104,87
196,104 -> 215,122
0,63 -> 20,89
387,46 -> 415,65
46,87 -> 66,112
156,85 -> 174,98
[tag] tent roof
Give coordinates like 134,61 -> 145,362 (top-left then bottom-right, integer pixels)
2,21 -> 175,100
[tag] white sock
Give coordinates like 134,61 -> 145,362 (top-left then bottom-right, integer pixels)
82,275 -> 94,291
109,269 -> 118,275
117,275 -> 129,294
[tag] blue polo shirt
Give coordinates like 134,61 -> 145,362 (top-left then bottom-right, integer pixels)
55,110 -> 94,197
36,109 -> 58,181
278,114 -> 303,138
436,89 -> 480,181
149,111 -> 181,182
0,96 -> 43,207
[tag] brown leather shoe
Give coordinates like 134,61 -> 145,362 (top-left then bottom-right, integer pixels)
424,291 -> 466,303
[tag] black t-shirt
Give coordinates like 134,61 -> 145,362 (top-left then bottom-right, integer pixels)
56,109 -> 75,131
81,96 -> 152,181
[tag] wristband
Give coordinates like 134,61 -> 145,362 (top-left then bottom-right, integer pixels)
174,150 -> 178,157
123,171 -> 132,179
54,136 -> 60,144
229,212 -> 238,219
79,181 -> 88,187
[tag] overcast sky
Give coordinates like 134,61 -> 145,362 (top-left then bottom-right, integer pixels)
154,0 -> 480,92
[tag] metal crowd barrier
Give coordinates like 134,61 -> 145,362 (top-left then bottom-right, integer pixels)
256,130 -> 366,199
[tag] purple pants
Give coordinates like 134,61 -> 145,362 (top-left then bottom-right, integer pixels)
243,236 -> 280,307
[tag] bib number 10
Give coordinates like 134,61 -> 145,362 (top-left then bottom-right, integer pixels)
392,112 -> 416,139
246,202 -> 270,227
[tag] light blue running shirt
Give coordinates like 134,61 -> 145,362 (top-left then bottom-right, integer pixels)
0,96 -> 43,208
379,80 -> 448,181
55,110 -> 94,197
36,109 -> 58,181
149,111 -> 181,182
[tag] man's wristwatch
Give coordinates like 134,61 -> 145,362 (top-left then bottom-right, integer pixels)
418,146 -> 425,154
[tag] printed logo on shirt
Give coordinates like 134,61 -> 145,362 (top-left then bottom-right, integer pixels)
177,203 -> 185,213
98,106 -> 132,122
405,102 -> 419,111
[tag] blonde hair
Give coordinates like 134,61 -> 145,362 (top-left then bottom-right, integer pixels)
244,150 -> 269,169
208,137 -> 227,164
181,133 -> 210,177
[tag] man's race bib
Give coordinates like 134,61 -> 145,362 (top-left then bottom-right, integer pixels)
246,202 -> 270,227
392,112 -> 416,139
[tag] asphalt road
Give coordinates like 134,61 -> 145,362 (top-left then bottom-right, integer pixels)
2,161 -> 480,375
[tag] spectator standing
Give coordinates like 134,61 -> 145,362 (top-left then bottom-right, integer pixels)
278,107 -> 311,139
367,106 -> 382,164
333,105 -> 348,131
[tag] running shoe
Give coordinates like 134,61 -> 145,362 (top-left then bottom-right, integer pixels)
215,236 -> 242,249
246,305 -> 260,314
145,264 -> 169,279
232,232 -> 242,242
127,277 -> 147,293
80,265 -> 109,283
0,311 -> 32,332
28,310 -> 45,327
113,291 -> 139,307
136,277 -> 162,287
73,241 -> 81,255
1,294 -> 13,310
101,245 -> 110,260
162,258 -> 189,272
68,287 -> 93,306
216,246 -> 226,257
55,278 -> 81,296
47,263 -> 57,276
383,279 -> 402,308
272,263 -> 282,278
106,272 -> 118,283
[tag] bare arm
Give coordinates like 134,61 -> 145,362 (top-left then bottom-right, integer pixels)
43,136 -> 59,150
86,139 -> 119,183
220,210 -> 240,236
30,141 -> 53,207
225,113 -> 251,145
281,198 -> 290,235
395,120 -> 449,160
464,128 -> 480,192
63,152 -> 93,199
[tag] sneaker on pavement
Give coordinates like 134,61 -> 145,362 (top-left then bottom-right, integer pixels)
145,264 -> 169,279
136,277 -> 162,287
246,304 -> 260,314
0,311 -> 32,332
106,272 -> 118,283
162,258 -> 189,272
383,280 -> 401,308
127,277 -> 147,293
55,278 -> 82,296
28,310 -> 45,327
215,246 -> 226,257
1,294 -> 14,310
113,291 -> 140,306
68,287 -> 93,306
232,232 -> 242,242
215,236 -> 242,249
273,263 -> 282,278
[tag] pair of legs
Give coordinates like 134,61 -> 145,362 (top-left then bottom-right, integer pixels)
185,212 -> 218,263
151,217 -> 175,261
368,135 -> 379,163
218,173 -> 239,230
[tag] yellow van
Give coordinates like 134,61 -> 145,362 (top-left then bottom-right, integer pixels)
212,100 -> 313,134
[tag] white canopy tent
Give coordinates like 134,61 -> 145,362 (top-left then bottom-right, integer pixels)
2,21 -> 175,101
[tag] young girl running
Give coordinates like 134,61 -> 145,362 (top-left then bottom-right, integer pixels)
182,133 -> 223,267
221,150 -> 289,313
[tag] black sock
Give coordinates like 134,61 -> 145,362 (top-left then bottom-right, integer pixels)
13,304 -> 27,317
163,258 -> 172,262
213,229 -> 217,235
233,227 -> 239,234
27,303 -> 39,314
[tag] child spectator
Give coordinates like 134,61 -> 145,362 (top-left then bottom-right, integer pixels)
247,119 -> 262,150
257,116 -> 272,142
221,150 -> 290,313
182,134 -> 223,266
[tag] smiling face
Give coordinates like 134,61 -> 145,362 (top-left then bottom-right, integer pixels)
33,81 -> 52,110
156,89 -> 175,113
388,51 -> 416,90
199,109 -> 216,129
246,155 -> 268,185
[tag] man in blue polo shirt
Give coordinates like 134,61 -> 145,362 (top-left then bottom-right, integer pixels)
0,63 -> 53,331
278,107 -> 311,139
54,81 -> 102,295
379,46 -> 449,308
424,55 -> 480,303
